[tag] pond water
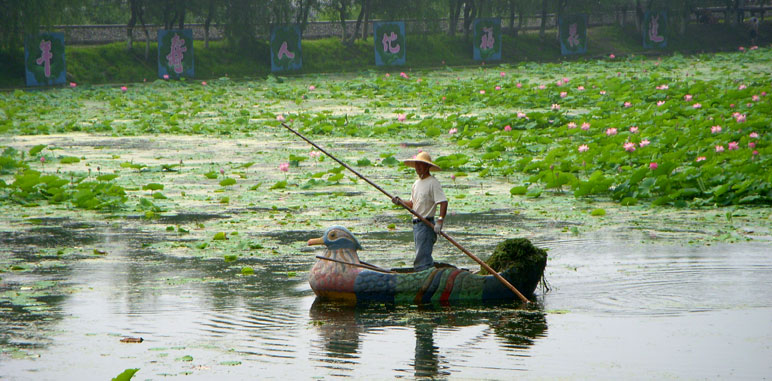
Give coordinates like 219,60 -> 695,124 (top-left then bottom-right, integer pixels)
2,214 -> 771,380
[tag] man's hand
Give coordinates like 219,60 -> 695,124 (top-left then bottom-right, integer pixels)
392,196 -> 402,206
434,220 -> 443,234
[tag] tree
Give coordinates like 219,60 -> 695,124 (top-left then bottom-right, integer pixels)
0,0 -> 80,52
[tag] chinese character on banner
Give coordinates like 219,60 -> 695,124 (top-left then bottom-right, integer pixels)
158,29 -> 194,79
166,34 -> 187,74
643,11 -> 667,48
559,14 -> 587,55
25,33 -> 66,86
382,32 -> 401,54
373,22 -> 406,66
473,18 -> 501,61
271,25 -> 302,72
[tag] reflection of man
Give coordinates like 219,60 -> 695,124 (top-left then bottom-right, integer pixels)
392,151 -> 448,272
414,323 -> 440,378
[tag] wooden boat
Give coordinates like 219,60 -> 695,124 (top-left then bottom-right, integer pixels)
307,226 -> 546,305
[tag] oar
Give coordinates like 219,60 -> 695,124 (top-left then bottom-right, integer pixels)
280,122 -> 530,304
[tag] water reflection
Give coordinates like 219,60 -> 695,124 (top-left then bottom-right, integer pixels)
309,300 -> 548,377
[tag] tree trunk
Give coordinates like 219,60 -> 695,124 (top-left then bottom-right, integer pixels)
362,0 -> 370,40
463,1 -> 475,39
351,0 -> 365,42
635,0 -> 644,32
508,0 -> 516,36
539,0 -> 548,40
337,1 -> 348,41
449,0 -> 462,36
127,0 -> 137,50
204,0 -> 214,48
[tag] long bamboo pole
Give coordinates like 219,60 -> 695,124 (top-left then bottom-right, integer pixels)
281,122 -> 530,304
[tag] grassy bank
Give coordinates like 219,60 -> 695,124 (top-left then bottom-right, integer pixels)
1,22 -> 768,88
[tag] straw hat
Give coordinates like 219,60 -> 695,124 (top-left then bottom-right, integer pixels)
403,151 -> 441,171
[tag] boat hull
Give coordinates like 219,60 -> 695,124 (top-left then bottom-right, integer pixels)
312,265 -> 537,305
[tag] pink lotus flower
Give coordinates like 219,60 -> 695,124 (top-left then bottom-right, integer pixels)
201,81 -> 207,85
577,86 -> 585,91
450,174 -> 456,181
40,156 -> 45,164
711,125 -> 722,134
639,139 -> 650,147
69,82 -> 77,88
730,104 -> 736,108
578,144 -> 589,153
500,72 -> 506,77
517,112 -> 527,119
600,90 -> 607,95
749,142 -> 756,149
609,54 -> 615,59
624,142 -> 636,152
495,86 -> 501,90
735,114 -> 747,123
715,145 -> 725,153
656,84 -> 669,90
449,128 -> 458,135
562,77 -> 570,83
684,94 -> 693,101
220,168 -> 225,176
606,128 -> 618,136
479,90 -> 486,94
581,122 -> 590,131
556,80 -> 564,87
762,92 -> 767,96
309,85 -> 316,90
750,45 -> 759,50
397,114 -> 406,122
441,96 -> 446,101
693,103 -> 702,109
567,122 -> 577,129
120,86 -> 127,92
560,91 -> 568,98
163,74 -> 169,80
752,95 -> 760,101
385,73 -> 390,78
503,125 -> 512,132
279,162 -> 289,172
649,162 -> 658,170
750,132 -> 759,138
551,104 -> 560,110
516,83 -> 523,88
657,101 -> 666,107
753,150 -> 759,156
276,114 -> 285,122
539,84 -> 546,90
696,156 -> 707,162
629,126 -> 638,133
728,141 -> 739,150
738,84 -> 747,90
739,46 -> 746,51
400,72 -> 409,79
309,151 -> 321,158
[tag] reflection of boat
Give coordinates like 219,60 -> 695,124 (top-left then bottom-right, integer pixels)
307,226 -> 546,305
309,299 -> 548,378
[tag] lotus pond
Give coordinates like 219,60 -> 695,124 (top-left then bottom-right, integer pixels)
1,49 -> 771,379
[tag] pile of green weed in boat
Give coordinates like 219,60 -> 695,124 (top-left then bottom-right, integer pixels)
481,238 -> 548,297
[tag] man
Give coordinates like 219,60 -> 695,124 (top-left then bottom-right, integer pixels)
392,151 -> 448,272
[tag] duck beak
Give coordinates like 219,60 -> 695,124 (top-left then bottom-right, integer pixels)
307,237 -> 324,246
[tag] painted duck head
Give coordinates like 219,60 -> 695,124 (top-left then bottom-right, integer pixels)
307,225 -> 363,251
